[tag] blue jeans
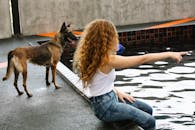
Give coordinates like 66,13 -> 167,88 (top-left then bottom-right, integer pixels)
90,90 -> 156,130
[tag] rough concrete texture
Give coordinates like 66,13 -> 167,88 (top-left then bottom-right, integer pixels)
18,0 -> 195,35
0,37 -> 114,130
0,0 -> 12,39
0,0 -> 194,38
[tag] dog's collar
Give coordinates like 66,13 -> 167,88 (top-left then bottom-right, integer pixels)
48,42 -> 63,48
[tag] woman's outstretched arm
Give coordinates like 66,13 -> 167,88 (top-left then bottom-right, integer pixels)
109,51 -> 188,69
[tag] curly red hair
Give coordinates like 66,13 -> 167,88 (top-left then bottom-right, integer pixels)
73,19 -> 118,87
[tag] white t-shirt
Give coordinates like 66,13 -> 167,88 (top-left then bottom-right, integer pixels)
87,69 -> 116,97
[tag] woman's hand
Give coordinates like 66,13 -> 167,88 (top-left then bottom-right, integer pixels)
114,88 -> 136,103
169,52 -> 188,63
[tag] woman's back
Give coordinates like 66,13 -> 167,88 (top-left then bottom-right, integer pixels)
88,69 -> 115,97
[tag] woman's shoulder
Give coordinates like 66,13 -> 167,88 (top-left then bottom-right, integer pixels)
99,63 -> 113,74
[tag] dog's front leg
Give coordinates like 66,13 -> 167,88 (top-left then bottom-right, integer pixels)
46,66 -> 50,86
51,64 -> 60,89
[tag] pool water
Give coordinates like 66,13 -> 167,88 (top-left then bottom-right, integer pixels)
114,50 -> 195,130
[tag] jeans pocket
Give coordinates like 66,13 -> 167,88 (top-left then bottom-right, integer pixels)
101,102 -> 119,122
91,95 -> 113,120
91,102 -> 103,120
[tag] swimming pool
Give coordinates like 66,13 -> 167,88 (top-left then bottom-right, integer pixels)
58,23 -> 195,129
115,49 -> 195,130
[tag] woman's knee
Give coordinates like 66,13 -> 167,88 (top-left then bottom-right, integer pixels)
133,100 -> 153,115
144,116 -> 156,130
146,105 -> 153,115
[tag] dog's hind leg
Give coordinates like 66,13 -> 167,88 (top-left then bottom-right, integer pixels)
22,63 -> 32,97
51,64 -> 60,89
14,68 -> 23,95
45,66 -> 50,86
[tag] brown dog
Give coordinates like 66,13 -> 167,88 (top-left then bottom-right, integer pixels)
2,22 -> 78,97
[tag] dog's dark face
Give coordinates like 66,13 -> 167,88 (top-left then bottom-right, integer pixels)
59,22 -> 78,48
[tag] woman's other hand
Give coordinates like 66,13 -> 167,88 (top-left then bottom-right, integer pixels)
115,88 -> 136,103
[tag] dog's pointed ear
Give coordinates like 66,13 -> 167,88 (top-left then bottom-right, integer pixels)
67,23 -> 71,27
60,22 -> 67,32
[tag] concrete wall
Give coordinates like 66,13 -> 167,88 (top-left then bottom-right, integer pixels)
18,0 -> 195,35
0,0 -> 12,39
0,0 -> 194,38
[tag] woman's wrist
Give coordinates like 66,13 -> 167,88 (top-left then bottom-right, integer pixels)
114,88 -> 119,95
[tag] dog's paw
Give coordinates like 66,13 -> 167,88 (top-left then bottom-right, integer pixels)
27,93 -> 33,98
55,86 -> 61,89
46,82 -> 50,86
18,91 -> 24,95
2,77 -> 7,81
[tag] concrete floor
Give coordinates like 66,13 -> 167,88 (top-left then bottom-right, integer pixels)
0,36 -> 115,130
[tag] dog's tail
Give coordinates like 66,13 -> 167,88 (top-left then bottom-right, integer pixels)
2,51 -> 14,81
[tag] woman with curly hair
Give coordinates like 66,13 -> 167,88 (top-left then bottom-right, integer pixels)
73,19 -> 187,130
